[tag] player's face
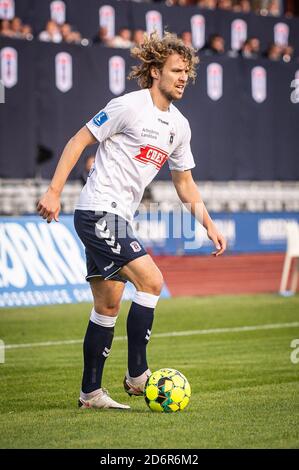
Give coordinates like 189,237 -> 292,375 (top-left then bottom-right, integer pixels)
156,53 -> 189,102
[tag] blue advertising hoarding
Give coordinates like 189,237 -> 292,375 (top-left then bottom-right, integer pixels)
0,212 -> 298,308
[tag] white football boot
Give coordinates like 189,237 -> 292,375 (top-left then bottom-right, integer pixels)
123,369 -> 151,396
78,388 -> 130,410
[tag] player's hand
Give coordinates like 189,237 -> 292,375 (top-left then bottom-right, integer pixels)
207,227 -> 227,256
36,188 -> 61,224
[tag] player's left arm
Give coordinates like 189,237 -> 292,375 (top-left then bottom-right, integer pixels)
171,169 -> 227,256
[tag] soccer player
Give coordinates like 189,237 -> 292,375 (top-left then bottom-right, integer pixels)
37,32 -> 226,410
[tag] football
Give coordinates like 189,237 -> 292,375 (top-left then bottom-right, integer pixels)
144,368 -> 191,412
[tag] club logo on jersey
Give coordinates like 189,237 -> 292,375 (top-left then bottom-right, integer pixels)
0,47 -> 17,88
50,1 -> 66,25
169,130 -> 175,145
0,0 -> 15,19
93,111 -> 108,127
133,145 -> 168,170
130,241 -> 142,253
55,52 -> 72,92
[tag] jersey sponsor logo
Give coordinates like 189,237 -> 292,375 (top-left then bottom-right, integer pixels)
251,66 -> 267,103
231,19 -> 247,51
0,47 -> 17,88
133,145 -> 168,170
55,52 -> 72,92
99,5 -> 115,40
93,111 -> 108,127
207,63 -> 222,101
274,22 -> 289,47
191,15 -> 205,49
109,55 -> 125,95
130,241 -> 142,253
146,10 -> 163,38
0,0 -> 14,19
50,1 -> 66,25
290,70 -> 299,104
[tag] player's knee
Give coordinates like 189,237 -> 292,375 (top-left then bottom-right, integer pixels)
94,301 -> 120,317
137,270 -> 164,296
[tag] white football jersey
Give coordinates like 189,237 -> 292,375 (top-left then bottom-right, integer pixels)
76,89 -> 195,222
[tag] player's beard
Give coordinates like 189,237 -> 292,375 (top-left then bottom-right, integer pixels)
158,83 -> 184,103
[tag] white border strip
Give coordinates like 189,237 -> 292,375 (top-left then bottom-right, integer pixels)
3,322 -> 299,350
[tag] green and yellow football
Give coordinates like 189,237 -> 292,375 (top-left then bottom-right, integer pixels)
144,368 -> 191,413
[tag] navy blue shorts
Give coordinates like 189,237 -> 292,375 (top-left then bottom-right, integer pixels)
74,210 -> 147,282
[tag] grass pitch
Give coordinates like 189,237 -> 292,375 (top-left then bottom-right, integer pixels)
0,294 -> 298,449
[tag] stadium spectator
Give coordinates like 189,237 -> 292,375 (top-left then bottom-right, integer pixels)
266,43 -> 283,60
267,0 -> 282,16
10,17 -> 23,38
233,0 -> 252,13
60,22 -> 84,45
109,28 -> 133,48
22,24 -> 34,40
181,31 -> 193,47
240,37 -> 261,58
39,20 -> 62,43
217,0 -> 233,10
0,19 -> 14,37
93,26 -> 111,46
132,29 -> 145,46
197,0 -> 217,8
282,44 -> 294,62
258,0 -> 283,16
202,34 -> 225,55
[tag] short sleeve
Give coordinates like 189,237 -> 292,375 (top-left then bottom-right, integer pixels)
86,97 -> 131,142
168,120 -> 196,172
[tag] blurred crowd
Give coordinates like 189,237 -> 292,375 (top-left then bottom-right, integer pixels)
0,0 -> 297,62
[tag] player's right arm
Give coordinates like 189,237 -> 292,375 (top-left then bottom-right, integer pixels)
37,125 -> 97,223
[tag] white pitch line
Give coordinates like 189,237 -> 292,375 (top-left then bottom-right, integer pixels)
2,322 -> 299,351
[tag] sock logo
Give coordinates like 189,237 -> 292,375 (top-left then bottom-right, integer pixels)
102,347 -> 111,358
145,329 -> 151,342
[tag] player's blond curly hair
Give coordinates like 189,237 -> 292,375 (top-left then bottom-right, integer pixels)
128,32 -> 199,89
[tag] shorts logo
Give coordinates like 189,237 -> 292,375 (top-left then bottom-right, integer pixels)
104,261 -> 115,271
133,145 -> 168,170
93,111 -> 108,127
130,241 -> 141,253
95,219 -> 121,254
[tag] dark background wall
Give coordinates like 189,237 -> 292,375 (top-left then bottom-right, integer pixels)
0,0 -> 299,181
